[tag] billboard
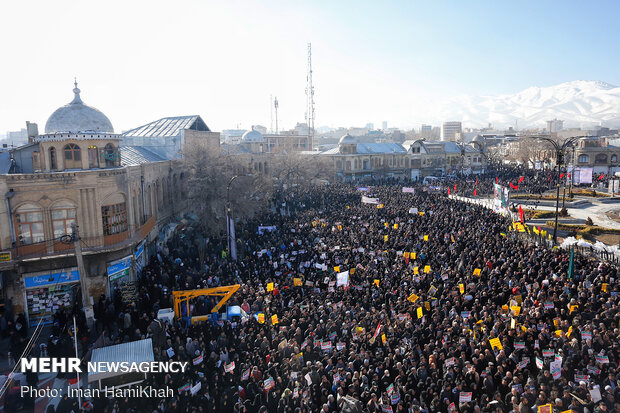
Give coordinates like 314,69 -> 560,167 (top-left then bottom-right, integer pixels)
493,184 -> 510,213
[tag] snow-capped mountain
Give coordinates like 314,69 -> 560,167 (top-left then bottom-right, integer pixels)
434,80 -> 620,129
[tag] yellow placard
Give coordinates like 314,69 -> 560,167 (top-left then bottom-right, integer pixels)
407,293 -> 419,303
258,313 -> 265,324
555,329 -> 562,337
373,279 -> 380,287
521,325 -> 527,333
293,278 -> 302,286
459,284 -> 465,294
337,225 -> 342,231
419,212 -> 424,216
601,283 -> 608,292
502,305 -> 509,312
570,305 -> 578,314
567,326 -> 573,337
334,266 -> 340,273
377,204 -> 384,209
417,307 -> 423,319
553,317 -> 560,327
384,222 -> 389,227
489,337 -> 503,350
511,306 -> 521,316
424,235 -> 429,241
424,265 -> 431,273
411,252 -> 416,260
393,224 -> 398,229
424,301 -> 430,311
271,314 -> 279,325
267,283 -> 274,292
350,268 -> 355,275
413,267 -> 419,275
404,252 -> 410,258
384,235 -> 388,242
473,268 -> 481,276
346,206 -> 350,209
381,334 -> 387,344
538,404 -> 552,413
515,295 -> 523,304
0,252 -> 11,263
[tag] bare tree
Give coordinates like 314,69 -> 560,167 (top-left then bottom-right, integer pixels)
182,141 -> 274,236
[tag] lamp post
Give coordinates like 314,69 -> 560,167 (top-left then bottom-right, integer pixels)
226,175 -> 240,257
530,136 -> 581,243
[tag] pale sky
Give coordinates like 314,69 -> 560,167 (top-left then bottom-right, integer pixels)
1,0 -> 619,134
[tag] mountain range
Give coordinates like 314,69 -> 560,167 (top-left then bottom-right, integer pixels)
433,80 -> 620,129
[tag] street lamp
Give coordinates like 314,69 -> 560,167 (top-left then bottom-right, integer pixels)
530,136 -> 581,243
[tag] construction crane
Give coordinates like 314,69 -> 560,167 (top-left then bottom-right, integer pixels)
172,285 -> 240,321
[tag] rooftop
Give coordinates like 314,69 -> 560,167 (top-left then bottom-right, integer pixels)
122,115 -> 210,138
120,146 -> 169,166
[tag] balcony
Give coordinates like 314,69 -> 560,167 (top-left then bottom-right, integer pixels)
9,216 -> 156,262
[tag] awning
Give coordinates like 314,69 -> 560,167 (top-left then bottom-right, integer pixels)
88,338 -> 154,382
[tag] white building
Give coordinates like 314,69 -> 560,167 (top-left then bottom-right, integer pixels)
441,121 -> 462,141
546,119 -> 564,133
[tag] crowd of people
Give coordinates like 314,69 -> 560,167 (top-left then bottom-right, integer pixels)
11,178 -> 620,413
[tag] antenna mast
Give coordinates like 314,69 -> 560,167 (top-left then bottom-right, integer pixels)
305,43 -> 315,150
270,95 -> 273,134
274,97 -> 279,135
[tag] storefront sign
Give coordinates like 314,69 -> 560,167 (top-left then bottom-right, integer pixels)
135,241 -> 146,272
24,269 -> 80,288
0,251 -> 11,263
107,256 -> 132,281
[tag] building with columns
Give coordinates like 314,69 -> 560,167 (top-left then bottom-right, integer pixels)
0,82 -> 205,325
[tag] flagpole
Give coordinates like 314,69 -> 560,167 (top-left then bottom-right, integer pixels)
73,315 -> 82,409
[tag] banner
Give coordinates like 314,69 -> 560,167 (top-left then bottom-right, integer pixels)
336,271 -> 349,287
228,216 -> 237,260
402,187 -> 415,193
357,187 -> 370,192
257,225 -> 277,235
493,184 -> 510,213
362,196 -> 380,205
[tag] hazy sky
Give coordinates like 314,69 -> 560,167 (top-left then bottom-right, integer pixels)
1,0 -> 619,133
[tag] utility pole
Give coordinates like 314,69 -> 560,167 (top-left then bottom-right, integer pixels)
274,97 -> 279,135
72,223 -> 94,327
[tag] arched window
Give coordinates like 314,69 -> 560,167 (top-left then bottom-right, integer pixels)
595,154 -> 608,164
578,154 -> 589,163
64,144 -> 81,169
104,144 -> 117,167
51,201 -> 76,238
336,160 -> 342,170
88,145 -> 99,168
14,204 -> 44,245
49,147 -> 57,170
345,161 -> 351,171
612,154 -> 617,163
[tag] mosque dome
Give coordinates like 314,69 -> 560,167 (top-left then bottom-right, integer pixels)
44,81 -> 114,134
241,128 -> 265,142
339,133 -> 355,145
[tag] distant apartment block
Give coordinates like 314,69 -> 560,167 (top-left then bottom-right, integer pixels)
441,121 -> 462,141
546,119 -> 564,133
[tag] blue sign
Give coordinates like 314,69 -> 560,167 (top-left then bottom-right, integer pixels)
24,269 -> 80,288
107,256 -> 131,280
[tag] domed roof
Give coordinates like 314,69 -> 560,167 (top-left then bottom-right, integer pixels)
472,135 -> 485,143
241,128 -> 265,142
44,81 -> 114,134
339,133 -> 355,145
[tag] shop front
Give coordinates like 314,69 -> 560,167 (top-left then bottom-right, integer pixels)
107,255 -> 132,299
24,268 -> 80,327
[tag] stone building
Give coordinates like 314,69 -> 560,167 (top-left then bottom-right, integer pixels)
0,82 -> 195,325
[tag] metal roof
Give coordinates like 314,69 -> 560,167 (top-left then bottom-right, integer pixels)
321,142 -> 406,155
0,152 -> 12,174
122,115 -> 210,138
120,146 -> 169,165
88,338 -> 154,382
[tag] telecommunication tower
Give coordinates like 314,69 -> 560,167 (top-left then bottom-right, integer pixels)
305,43 -> 315,150
274,97 -> 279,134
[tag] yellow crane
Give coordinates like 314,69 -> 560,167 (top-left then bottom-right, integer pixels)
172,285 -> 240,323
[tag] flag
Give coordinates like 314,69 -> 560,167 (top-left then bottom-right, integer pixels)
242,369 -> 251,381
371,322 -> 382,342
496,176 -> 498,184
519,205 -> 524,223
473,188 -> 477,196
264,377 -> 275,391
193,354 -> 203,365
535,357 -> 543,369
454,183 -> 457,191
560,173 -> 565,178
518,176 -> 524,183
224,362 -> 235,373
510,183 -> 518,190
178,383 -> 191,393
598,173 -> 605,180
448,188 -> 451,195
475,178 -> 478,186
459,392 -> 472,402
568,246 -> 574,279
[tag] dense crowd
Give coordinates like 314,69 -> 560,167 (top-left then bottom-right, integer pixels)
9,179 -> 620,413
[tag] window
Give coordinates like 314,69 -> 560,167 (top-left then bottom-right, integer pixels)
612,155 -> 617,163
578,154 -> 589,163
595,154 -> 608,164
88,146 -> 99,168
64,144 -> 81,169
49,147 -> 57,170
104,144 -> 118,167
345,161 -> 351,171
51,201 -> 76,238
102,203 -> 128,235
32,152 -> 42,172
14,204 -> 44,245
